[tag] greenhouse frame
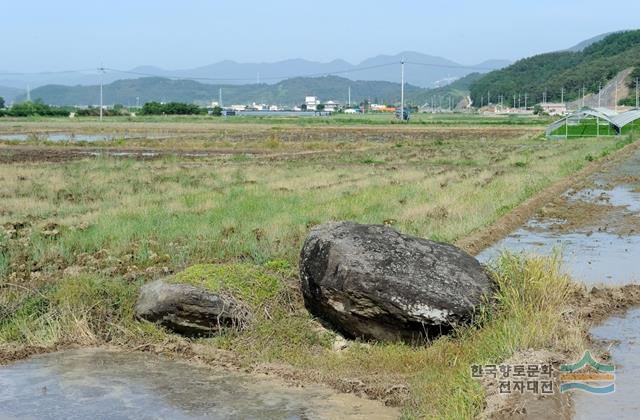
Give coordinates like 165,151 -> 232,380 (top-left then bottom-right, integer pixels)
546,107 -> 640,139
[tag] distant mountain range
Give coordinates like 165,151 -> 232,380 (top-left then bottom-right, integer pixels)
5,31 -> 637,108
125,52 -> 508,88
21,75 -> 461,107
0,51 -> 509,94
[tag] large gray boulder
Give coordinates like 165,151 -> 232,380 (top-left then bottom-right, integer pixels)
135,280 -> 248,336
299,221 -> 494,342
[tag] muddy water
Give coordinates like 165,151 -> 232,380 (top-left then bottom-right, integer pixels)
0,349 -> 398,419
479,148 -> 640,419
573,309 -> 640,419
478,228 -> 640,287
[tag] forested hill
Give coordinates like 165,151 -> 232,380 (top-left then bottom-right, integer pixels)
22,75 -> 468,107
469,30 -> 640,106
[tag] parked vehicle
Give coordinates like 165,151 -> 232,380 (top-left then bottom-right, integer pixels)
395,108 -> 410,121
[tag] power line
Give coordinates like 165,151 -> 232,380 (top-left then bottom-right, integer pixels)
405,61 -> 495,71
0,68 -> 97,76
0,59 -> 495,84
103,62 -> 400,83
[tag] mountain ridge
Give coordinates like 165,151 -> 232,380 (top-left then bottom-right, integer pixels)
20,75 -> 474,108
469,30 -> 640,106
1,52 -> 509,90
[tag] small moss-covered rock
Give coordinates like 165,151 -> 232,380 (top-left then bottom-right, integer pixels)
169,263 -> 284,309
136,280 -> 247,336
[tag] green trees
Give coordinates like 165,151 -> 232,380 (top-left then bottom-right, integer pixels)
210,106 -> 223,116
0,97 -> 5,109
469,30 -> 640,106
141,101 -> 202,115
3,101 -> 69,117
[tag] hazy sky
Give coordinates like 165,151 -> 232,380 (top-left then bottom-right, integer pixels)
4,0 -> 640,72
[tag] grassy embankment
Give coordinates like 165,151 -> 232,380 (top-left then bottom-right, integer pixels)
0,130 -> 631,417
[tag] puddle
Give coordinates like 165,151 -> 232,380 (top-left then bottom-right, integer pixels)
567,185 -> 640,212
477,230 -> 640,287
573,308 -> 640,419
0,134 -> 29,141
0,133 -> 148,142
0,349 -> 398,419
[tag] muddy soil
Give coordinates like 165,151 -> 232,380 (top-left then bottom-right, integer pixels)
478,143 -> 640,419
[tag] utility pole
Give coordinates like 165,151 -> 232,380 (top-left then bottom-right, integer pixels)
400,57 -> 405,120
598,83 -> 602,107
614,81 -> 618,112
513,94 -> 516,109
26,85 -> 31,102
219,88 -> 223,108
581,85 -> 585,108
488,91 -> 491,105
348,86 -> 351,107
98,66 -> 105,122
524,93 -> 528,110
136,96 -> 140,108
636,78 -> 639,109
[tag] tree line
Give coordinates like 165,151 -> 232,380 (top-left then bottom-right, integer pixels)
0,100 -> 219,117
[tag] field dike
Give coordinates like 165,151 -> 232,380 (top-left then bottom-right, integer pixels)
0,131 -> 638,418
476,139 -> 640,418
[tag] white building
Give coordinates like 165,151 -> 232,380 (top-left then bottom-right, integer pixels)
540,102 -> 567,116
305,96 -> 320,111
324,100 -> 340,112
230,104 -> 247,112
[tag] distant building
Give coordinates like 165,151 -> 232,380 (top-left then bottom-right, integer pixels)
541,102 -> 567,116
249,102 -> 268,111
230,104 -> 247,112
324,100 -> 340,112
369,104 -> 396,112
344,108 -> 359,114
305,96 -> 320,111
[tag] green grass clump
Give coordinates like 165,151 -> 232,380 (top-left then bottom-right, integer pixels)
170,263 -> 283,308
400,253 -> 581,418
168,262 -> 331,361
